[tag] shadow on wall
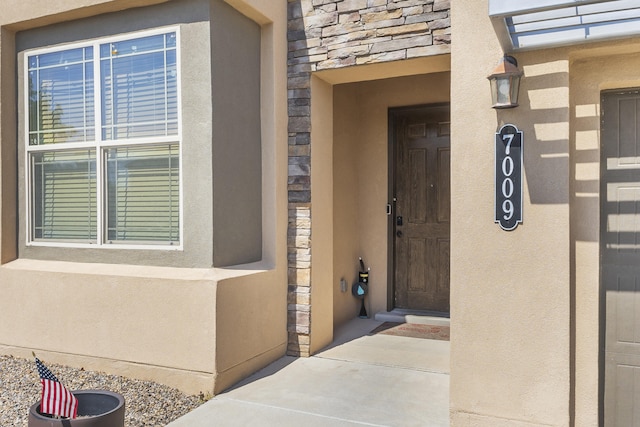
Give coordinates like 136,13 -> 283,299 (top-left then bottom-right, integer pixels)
497,65 -> 570,207
498,57 -> 600,244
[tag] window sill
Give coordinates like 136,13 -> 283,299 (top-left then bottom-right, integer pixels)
1,258 -> 271,281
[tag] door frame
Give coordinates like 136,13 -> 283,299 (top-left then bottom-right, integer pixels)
386,103 -> 451,312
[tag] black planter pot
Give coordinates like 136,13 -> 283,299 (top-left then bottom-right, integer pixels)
28,390 -> 125,427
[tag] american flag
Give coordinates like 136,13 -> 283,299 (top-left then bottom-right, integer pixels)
35,357 -> 78,419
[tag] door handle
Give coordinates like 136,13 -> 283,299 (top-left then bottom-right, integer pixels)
396,230 -> 403,237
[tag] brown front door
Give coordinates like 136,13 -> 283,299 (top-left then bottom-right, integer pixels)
601,89 -> 640,426
391,105 -> 450,312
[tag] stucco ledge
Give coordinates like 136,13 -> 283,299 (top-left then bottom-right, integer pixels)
1,258 -> 271,282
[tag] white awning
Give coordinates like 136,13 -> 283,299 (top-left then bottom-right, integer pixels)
490,0 -> 640,51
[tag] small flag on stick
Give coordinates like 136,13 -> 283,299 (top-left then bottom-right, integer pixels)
34,355 -> 78,419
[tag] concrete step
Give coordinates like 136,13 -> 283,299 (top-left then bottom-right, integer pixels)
374,309 -> 450,326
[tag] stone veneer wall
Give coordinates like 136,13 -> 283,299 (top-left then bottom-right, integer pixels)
287,0 -> 451,357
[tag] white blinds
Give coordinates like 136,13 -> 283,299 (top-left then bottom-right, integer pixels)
106,144 -> 179,243
28,47 -> 94,145
31,150 -> 97,241
101,33 -> 178,140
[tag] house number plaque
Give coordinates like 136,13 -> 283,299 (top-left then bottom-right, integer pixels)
495,124 -> 523,231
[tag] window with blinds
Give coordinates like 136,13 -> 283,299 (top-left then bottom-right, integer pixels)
26,29 -> 181,247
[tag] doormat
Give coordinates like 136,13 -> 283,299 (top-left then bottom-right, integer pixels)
369,322 -> 450,341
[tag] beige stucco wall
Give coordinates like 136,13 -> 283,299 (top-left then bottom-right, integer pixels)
309,76 -> 335,354
451,1 -> 640,426
0,0 -> 288,395
0,260 -> 219,391
332,82 -> 362,325
451,1 -> 571,425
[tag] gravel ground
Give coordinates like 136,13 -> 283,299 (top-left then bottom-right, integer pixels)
0,355 -> 205,426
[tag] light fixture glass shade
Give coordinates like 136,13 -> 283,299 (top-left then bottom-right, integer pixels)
488,56 -> 523,109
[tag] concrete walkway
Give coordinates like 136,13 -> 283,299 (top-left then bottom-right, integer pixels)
167,317 -> 450,427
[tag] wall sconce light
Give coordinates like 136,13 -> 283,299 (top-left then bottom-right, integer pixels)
487,55 -> 523,109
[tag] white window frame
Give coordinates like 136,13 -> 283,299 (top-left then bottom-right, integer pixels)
24,26 -> 183,251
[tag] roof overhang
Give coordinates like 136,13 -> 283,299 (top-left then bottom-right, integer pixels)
490,0 -> 640,51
